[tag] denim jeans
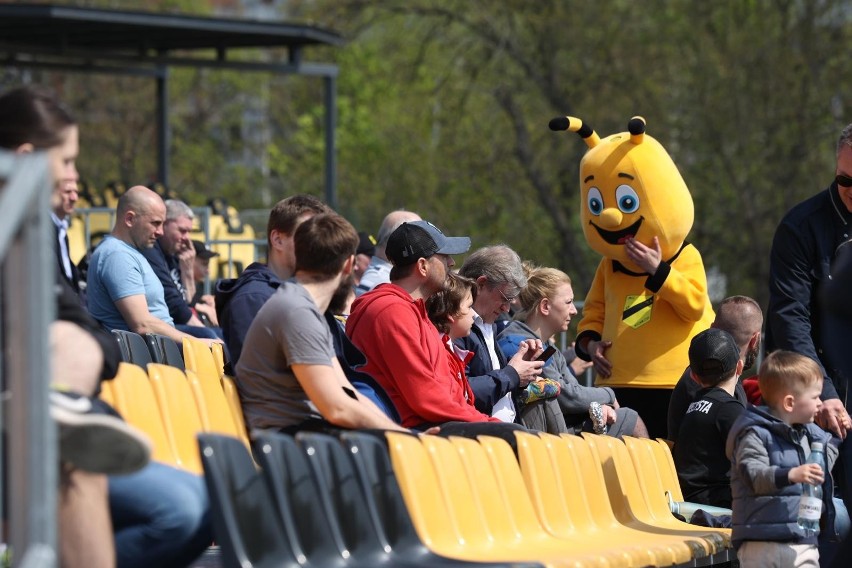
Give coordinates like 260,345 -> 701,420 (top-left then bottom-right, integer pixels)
821,496 -> 852,567
176,323 -> 224,341
109,462 -> 212,568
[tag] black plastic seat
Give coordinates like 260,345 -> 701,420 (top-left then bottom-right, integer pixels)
302,431 -> 543,568
144,333 -> 185,370
111,329 -> 152,368
197,433 -> 303,568
251,431 -> 361,568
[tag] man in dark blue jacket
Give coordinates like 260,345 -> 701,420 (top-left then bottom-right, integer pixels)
215,194 -> 330,371
141,199 -> 220,340
767,122 -> 852,509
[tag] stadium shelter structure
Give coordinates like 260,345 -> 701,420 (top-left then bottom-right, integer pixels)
0,4 -> 342,565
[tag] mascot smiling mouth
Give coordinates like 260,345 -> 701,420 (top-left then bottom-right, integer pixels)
590,217 -> 644,245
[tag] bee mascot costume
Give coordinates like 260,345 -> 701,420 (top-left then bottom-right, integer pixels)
550,115 -> 714,438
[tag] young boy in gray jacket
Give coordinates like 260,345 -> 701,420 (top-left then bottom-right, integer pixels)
726,350 -> 843,567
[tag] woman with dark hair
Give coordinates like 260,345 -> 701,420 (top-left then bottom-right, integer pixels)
0,85 -> 212,568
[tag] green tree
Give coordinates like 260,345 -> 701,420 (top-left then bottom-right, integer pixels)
286,0 -> 852,306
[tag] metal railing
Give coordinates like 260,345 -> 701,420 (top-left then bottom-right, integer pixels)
0,151 -> 58,568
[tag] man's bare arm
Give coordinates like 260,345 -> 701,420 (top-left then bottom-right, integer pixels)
115,295 -> 219,346
292,361 -> 407,431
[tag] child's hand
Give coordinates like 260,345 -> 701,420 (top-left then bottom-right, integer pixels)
789,463 -> 824,486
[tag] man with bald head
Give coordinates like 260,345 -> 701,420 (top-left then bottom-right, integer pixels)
355,209 -> 421,296
87,186 -> 217,345
667,295 -> 764,440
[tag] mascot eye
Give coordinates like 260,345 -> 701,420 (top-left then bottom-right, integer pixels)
587,187 -> 603,216
615,185 -> 640,214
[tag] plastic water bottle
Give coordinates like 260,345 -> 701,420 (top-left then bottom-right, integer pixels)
797,441 -> 825,536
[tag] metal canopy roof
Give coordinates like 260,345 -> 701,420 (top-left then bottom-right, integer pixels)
0,3 -> 342,207
0,4 -> 342,63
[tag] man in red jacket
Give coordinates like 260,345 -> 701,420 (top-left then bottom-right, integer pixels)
346,220 -> 536,443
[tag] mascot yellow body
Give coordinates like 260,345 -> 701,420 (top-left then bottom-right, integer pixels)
551,116 -> 713,388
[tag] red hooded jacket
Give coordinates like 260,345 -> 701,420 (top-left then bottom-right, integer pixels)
346,283 -> 498,427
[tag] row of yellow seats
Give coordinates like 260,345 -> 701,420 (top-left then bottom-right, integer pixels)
191,212 -> 258,280
387,431 -> 732,568
99,339 -> 248,475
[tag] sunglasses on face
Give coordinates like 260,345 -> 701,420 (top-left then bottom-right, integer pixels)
836,174 -> 852,188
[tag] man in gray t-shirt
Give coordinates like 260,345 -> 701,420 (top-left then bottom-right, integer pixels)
235,212 -> 407,434
237,282 -> 337,429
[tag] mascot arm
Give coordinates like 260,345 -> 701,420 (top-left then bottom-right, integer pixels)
575,261 -> 607,361
644,244 -> 709,322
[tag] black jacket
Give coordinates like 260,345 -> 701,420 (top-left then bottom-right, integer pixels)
54,222 -> 82,295
454,322 -> 520,415
215,262 -> 282,370
766,183 -> 852,401
141,241 -> 193,325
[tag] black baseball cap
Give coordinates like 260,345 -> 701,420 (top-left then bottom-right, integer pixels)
192,239 -> 219,260
385,220 -> 471,266
689,328 -> 739,382
357,231 -> 376,256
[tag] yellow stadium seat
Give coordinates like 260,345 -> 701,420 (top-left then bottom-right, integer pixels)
385,433 -> 473,560
582,433 -> 731,554
516,432 -> 680,566
102,181 -> 125,210
465,435 -> 629,567
220,376 -> 250,446
210,206 -> 257,280
182,337 -> 220,384
108,362 -> 180,468
185,367 -> 249,449
147,363 -> 204,474
76,180 -> 106,209
624,436 -> 683,506
211,342 -> 227,380
388,432 -> 602,568
66,216 -> 88,265
654,437 -> 684,502
537,433 -> 704,565
98,380 -> 115,407
627,436 -> 734,525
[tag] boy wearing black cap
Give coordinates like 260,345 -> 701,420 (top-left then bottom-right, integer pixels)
673,328 -> 745,508
353,231 -> 376,286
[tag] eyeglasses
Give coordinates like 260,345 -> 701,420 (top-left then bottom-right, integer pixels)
836,174 -> 852,188
496,287 -> 517,307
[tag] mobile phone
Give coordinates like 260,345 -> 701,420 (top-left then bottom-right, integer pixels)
535,345 -> 558,362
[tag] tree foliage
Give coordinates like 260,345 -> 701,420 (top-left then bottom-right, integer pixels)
5,0 -> 852,309
286,0 -> 852,307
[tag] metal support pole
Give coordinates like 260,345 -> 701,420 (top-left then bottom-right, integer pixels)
0,152 -> 57,568
156,66 -> 170,186
323,74 -> 337,211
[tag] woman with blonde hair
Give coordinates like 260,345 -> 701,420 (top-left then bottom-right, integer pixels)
498,263 -> 648,437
